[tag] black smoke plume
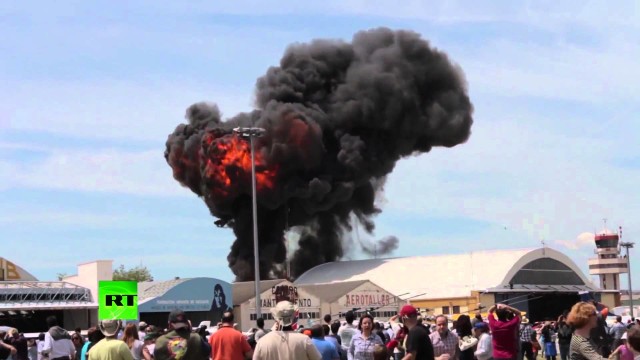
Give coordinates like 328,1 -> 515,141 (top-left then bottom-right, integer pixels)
165,28 -> 474,281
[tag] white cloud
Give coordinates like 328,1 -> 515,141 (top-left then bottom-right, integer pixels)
1,80 -> 252,142
555,232 -> 595,250
0,211 -> 124,227
382,111 -> 640,247
2,147 -> 192,196
461,38 -> 640,104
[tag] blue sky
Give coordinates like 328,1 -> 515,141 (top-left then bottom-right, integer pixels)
2,1 -> 639,287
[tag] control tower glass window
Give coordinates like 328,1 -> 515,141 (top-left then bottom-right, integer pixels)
596,239 -> 617,248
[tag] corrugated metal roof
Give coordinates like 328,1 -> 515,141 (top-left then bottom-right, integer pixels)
303,280 -> 369,302
138,279 -> 190,301
294,248 -> 592,300
232,279 -> 286,305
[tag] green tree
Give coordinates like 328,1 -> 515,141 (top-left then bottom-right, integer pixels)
112,264 -> 154,282
56,273 -> 68,281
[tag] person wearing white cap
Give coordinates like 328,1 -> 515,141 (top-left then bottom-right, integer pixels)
252,301 -> 322,360
87,320 -> 133,360
137,322 -> 148,342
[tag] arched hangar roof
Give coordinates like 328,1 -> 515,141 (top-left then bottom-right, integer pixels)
294,248 -> 596,300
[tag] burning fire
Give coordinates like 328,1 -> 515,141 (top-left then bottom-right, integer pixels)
201,131 -> 277,197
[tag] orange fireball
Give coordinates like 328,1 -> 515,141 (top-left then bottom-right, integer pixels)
201,131 -> 277,197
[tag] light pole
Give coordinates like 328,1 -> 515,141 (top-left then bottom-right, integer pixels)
621,241 -> 635,318
233,126 -> 266,319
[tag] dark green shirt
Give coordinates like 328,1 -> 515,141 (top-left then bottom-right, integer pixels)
153,330 -> 207,360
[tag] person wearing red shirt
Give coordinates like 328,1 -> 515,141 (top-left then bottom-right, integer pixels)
209,312 -> 252,360
488,304 -> 521,360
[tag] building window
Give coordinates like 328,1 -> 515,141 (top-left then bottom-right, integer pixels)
250,313 -> 272,321
453,306 -> 460,314
442,306 -> 450,315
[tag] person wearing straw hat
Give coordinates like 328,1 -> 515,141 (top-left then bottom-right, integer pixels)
519,317 -> 534,360
87,320 -> 133,360
252,301 -> 322,360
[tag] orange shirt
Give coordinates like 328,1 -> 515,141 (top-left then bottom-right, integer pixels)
208,326 -> 251,360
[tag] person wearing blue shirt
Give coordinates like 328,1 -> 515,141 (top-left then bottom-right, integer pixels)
310,325 -> 339,360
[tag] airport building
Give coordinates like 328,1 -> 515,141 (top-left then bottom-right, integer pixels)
2,245 -> 620,331
232,278 -> 402,330
0,258 -> 108,332
293,247 -> 616,322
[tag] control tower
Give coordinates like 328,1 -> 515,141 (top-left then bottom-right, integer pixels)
588,226 -> 628,290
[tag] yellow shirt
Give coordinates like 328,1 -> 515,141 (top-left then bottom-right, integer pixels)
88,339 -> 134,360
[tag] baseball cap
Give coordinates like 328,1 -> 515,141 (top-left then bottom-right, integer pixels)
168,309 -> 190,329
474,322 -> 488,330
399,305 -> 418,317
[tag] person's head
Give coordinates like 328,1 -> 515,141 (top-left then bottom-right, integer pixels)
143,330 -> 160,344
87,327 -> 104,343
324,314 -> 332,324
330,320 -> 341,335
627,326 -> 640,352
168,309 -> 191,331
345,311 -> 355,324
9,329 -> 19,338
399,305 -> 419,327
567,302 -> 597,330
456,314 -> 472,336
138,321 -> 148,332
373,344 -> 389,360
256,317 -> 265,329
71,332 -> 83,346
271,301 -> 298,331
358,314 -> 374,334
473,321 -> 489,337
496,307 -> 509,321
436,315 -> 449,335
310,324 -> 324,339
46,315 -> 58,328
98,319 -> 122,339
221,311 -> 234,324
617,316 -> 623,323
322,324 -> 330,337
475,313 -> 483,321
122,323 -> 139,345
38,333 -> 45,342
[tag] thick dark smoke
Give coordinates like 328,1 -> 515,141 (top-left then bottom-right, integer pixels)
165,28 -> 473,281
360,236 -> 400,257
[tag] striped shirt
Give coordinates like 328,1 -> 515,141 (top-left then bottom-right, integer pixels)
569,334 -> 606,360
430,330 -> 459,360
347,333 -> 383,360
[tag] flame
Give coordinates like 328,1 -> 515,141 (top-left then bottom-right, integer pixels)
201,132 -> 277,197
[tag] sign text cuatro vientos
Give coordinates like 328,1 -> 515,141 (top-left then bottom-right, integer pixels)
260,285 -> 313,308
